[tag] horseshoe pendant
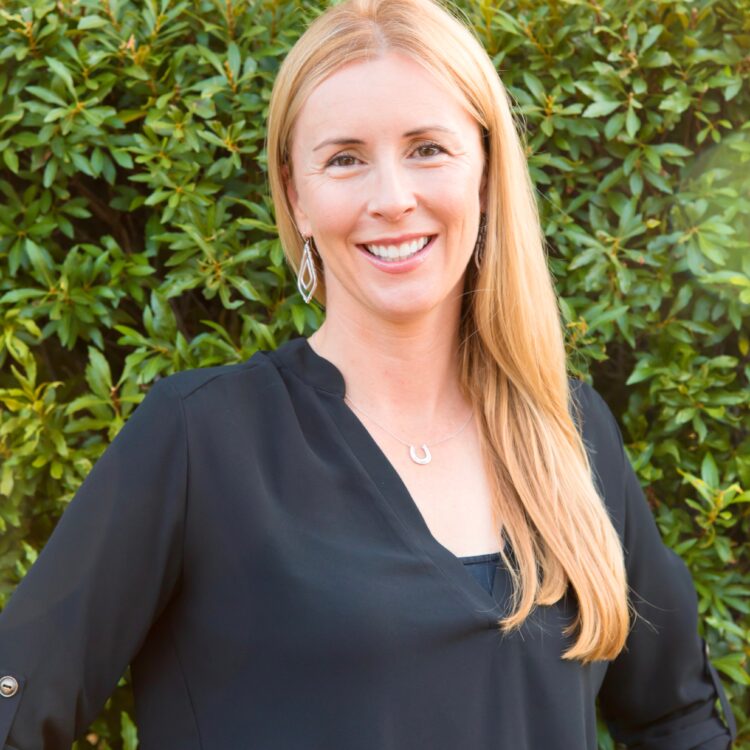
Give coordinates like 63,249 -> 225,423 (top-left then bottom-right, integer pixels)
409,444 -> 432,465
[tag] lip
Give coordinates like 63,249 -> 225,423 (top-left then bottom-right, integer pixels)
357,234 -> 436,274
359,232 -> 435,246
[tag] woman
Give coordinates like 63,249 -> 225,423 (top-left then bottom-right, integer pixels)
0,0 -> 737,747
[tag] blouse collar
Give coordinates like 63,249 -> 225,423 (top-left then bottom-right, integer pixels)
268,337 -> 346,397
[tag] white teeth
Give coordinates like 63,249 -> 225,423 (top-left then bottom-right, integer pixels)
364,236 -> 431,260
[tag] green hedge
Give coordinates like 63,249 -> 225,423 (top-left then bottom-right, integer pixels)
0,0 -> 747,746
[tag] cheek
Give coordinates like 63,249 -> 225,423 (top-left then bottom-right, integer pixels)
422,183 -> 480,248
321,204 -> 358,239
421,168 -> 481,212
302,186 -> 360,250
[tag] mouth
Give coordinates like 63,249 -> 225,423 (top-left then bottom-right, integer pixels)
358,235 -> 435,262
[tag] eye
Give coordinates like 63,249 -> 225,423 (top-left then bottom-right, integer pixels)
413,141 -> 447,158
326,153 -> 360,168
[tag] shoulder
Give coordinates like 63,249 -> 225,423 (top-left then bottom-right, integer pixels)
153,350 -> 278,403
567,377 -> 630,529
568,377 -> 625,462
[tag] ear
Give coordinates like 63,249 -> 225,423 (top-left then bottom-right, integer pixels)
282,164 -> 312,237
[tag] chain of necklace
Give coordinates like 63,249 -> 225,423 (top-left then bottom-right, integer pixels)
344,396 -> 474,466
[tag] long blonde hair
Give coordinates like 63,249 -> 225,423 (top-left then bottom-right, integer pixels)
267,0 -> 630,662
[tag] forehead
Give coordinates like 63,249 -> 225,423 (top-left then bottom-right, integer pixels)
292,51 -> 479,149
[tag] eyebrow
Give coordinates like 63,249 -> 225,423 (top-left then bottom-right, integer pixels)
312,125 -> 459,152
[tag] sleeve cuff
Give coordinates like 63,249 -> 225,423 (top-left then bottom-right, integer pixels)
0,672 -> 24,749
704,640 -> 737,743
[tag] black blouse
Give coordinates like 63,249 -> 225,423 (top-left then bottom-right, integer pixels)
0,337 -> 736,749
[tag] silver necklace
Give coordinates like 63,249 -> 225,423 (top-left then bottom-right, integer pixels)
344,396 -> 474,466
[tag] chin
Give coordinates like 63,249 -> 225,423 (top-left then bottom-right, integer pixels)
327,273 -> 464,324
365,289 -> 448,322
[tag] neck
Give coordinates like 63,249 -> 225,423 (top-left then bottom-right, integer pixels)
308,301 -> 469,435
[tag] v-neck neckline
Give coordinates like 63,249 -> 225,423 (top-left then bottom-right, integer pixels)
269,337 -> 507,625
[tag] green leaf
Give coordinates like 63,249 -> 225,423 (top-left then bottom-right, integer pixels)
629,170 -> 643,196
78,15 -> 109,29
712,655 -> 750,686
701,453 -> 719,489
626,362 -> 654,385
583,101 -> 620,118
26,85 -> 67,106
604,113 -> 625,140
91,148 -> 104,176
522,72 -> 545,104
85,347 -> 113,398
640,24 -> 664,54
197,44 -> 225,77
652,143 -> 693,158
292,304 -> 306,333
45,57 -> 76,98
659,90 -> 691,113
227,42 -> 241,81
643,168 -> 672,193
111,148 -> 134,169
42,158 -> 58,188
3,149 -> 19,174
625,107 -> 639,138
0,288 -> 47,304
25,238 -> 54,281
121,710 -> 139,750
675,408 -> 696,425
642,50 -> 673,68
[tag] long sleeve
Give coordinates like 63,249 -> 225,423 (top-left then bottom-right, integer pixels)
592,388 -> 737,748
0,378 -> 187,749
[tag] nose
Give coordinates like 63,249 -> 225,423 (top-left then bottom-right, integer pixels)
366,161 -> 417,222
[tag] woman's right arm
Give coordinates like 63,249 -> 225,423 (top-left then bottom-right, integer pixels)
0,377 -> 188,749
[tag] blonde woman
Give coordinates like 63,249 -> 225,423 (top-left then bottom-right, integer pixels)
0,0 -> 737,747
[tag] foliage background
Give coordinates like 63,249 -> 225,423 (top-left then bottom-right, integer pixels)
0,0 -> 748,746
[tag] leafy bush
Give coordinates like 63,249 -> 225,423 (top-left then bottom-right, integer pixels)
0,0 -> 747,746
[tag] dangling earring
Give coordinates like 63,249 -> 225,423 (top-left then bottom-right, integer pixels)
473,212 -> 487,271
297,236 -> 317,304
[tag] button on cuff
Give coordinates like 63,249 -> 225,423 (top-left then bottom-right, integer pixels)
0,678 -> 18,699
0,671 -> 24,749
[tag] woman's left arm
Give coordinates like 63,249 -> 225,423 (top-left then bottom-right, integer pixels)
579,384 -> 737,749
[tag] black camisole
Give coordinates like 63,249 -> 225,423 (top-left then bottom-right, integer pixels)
459,551 -> 501,595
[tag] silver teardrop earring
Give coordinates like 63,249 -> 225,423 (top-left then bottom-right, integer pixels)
297,236 -> 318,304
473,212 -> 487,271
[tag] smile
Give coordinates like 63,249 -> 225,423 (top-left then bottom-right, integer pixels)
363,235 -> 432,261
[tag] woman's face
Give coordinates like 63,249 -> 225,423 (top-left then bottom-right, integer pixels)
286,51 -> 486,323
